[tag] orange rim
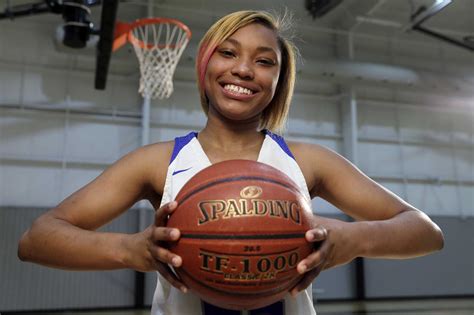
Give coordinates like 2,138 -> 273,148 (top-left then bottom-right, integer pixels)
113,17 -> 191,51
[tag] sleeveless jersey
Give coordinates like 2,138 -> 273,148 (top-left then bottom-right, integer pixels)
152,130 -> 317,315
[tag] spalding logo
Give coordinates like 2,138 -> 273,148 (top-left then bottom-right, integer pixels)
240,186 -> 263,199
197,185 -> 302,225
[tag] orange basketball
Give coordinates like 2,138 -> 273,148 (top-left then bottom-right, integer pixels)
166,159 -> 314,310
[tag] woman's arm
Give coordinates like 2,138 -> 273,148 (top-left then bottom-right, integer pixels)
17,142 -> 187,291
289,142 -> 444,294
18,145 -> 149,269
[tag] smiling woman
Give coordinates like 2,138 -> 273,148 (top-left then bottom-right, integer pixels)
17,9 -> 444,315
196,10 -> 297,134
204,23 -> 281,125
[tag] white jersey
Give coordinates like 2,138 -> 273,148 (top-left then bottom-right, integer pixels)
152,130 -> 317,315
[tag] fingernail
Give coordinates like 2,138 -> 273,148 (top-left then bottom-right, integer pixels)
169,201 -> 177,209
181,286 -> 188,293
306,231 -> 314,241
298,264 -> 307,274
170,229 -> 180,239
318,228 -> 327,238
172,256 -> 181,267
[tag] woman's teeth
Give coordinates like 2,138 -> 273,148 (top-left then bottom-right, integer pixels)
224,84 -> 253,95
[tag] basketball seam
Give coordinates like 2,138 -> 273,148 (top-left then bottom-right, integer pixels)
178,268 -> 301,297
176,176 -> 300,205
197,247 -> 300,257
180,233 -> 306,240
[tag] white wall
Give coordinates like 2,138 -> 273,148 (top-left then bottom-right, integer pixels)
357,102 -> 473,217
1,2 -> 474,310
0,5 -> 473,217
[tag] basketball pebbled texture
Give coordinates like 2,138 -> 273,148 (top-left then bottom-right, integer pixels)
166,159 -> 314,310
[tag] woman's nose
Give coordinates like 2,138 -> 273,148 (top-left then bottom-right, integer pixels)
231,58 -> 254,80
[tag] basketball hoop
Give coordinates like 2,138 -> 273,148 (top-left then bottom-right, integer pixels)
113,18 -> 191,99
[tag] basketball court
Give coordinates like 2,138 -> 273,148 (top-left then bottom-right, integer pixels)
16,298 -> 474,314
0,0 -> 473,314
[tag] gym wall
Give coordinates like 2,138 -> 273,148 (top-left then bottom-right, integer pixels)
0,3 -> 473,312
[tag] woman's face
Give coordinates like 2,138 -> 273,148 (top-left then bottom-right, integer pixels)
204,23 -> 282,124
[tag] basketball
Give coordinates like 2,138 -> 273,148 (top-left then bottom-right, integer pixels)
166,159 -> 314,310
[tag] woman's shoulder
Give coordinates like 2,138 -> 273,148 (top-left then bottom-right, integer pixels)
120,140 -> 175,166
137,141 -> 176,175
287,140 -> 334,158
142,140 -> 175,157
287,140 -> 346,197
286,141 -> 324,196
107,141 -> 174,196
287,140 -> 350,170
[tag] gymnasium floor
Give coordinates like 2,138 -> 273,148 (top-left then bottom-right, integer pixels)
15,298 -> 474,315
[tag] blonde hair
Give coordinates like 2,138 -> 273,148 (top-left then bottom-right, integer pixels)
196,10 -> 298,133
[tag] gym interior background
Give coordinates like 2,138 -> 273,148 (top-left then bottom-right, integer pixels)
0,0 -> 473,314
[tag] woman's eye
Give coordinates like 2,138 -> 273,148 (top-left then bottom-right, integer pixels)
219,50 -> 235,57
257,59 -> 275,66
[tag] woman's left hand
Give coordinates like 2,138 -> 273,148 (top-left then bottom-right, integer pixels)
290,216 -> 361,296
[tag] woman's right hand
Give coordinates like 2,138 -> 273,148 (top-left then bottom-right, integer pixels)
126,201 -> 188,293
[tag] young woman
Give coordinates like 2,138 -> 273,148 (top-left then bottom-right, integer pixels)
18,10 -> 444,315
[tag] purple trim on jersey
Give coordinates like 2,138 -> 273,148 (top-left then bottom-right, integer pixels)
202,301 -> 284,315
202,302 -> 241,315
170,132 -> 198,165
262,129 -> 295,160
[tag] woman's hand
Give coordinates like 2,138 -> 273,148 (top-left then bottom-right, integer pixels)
126,201 -> 188,293
290,216 -> 361,296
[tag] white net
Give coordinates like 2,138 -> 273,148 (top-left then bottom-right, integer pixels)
130,20 -> 190,99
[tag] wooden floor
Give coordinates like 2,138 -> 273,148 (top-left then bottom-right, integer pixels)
10,298 -> 474,315
315,298 -> 474,314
